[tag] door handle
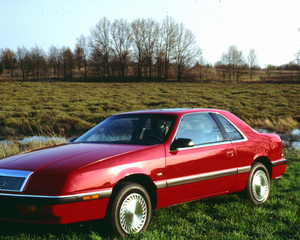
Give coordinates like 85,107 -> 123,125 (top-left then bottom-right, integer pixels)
227,151 -> 234,157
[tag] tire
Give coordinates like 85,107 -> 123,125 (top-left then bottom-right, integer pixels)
246,162 -> 270,204
110,183 -> 152,237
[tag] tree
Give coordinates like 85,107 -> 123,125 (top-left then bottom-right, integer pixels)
217,51 -> 230,81
221,45 -> 246,81
76,34 -> 89,80
173,23 -> 201,82
30,45 -> 46,80
154,25 -> 165,81
48,45 -> 60,79
265,64 -> 276,80
1,48 -> 17,80
0,64 -> 3,75
131,18 -> 147,79
215,60 -> 226,81
90,17 -> 111,79
74,45 -> 83,71
144,19 -> 159,80
196,54 -> 206,80
247,49 -> 259,80
61,47 -> 74,80
111,18 -> 132,78
16,46 -> 30,81
90,45 -> 102,78
295,50 -> 300,66
162,16 -> 177,79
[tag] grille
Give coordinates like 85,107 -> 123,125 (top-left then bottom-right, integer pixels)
0,169 -> 33,192
0,176 -> 25,191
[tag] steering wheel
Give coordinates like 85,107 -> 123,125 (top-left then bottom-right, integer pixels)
143,135 -> 163,143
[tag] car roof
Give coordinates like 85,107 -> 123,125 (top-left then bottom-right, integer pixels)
116,108 -> 226,116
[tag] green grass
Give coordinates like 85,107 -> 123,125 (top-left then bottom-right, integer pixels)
0,81 -> 300,238
0,82 -> 299,141
0,147 -> 299,239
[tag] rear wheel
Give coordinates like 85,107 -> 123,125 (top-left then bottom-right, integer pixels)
110,183 -> 152,237
246,162 -> 270,204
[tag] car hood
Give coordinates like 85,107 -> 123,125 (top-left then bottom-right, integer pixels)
0,143 -> 149,172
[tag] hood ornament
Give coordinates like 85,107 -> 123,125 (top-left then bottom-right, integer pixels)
0,178 -> 7,188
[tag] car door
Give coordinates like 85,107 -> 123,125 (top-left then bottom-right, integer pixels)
164,112 -> 237,206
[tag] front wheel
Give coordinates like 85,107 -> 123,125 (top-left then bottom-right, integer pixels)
110,183 -> 152,237
246,162 -> 270,204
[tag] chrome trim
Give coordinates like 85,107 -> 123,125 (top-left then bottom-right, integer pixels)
169,111 -> 248,152
0,169 -> 33,192
213,112 -> 248,141
154,181 -> 167,189
155,166 -> 252,190
0,189 -> 112,199
175,140 -> 232,151
167,168 -> 237,187
237,166 -> 251,174
230,139 -> 248,143
271,158 -> 287,167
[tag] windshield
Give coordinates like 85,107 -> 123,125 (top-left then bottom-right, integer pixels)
74,114 -> 177,145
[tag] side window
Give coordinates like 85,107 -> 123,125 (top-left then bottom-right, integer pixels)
215,114 -> 244,141
176,113 -> 224,145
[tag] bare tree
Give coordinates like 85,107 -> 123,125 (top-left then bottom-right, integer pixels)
162,16 -> 177,79
265,64 -> 276,80
195,54 -> 206,80
90,17 -> 111,79
215,52 -> 229,81
173,23 -> 202,82
144,19 -> 159,80
30,45 -> 46,80
154,25 -> 164,81
74,45 -> 83,71
48,45 -> 60,79
90,45 -> 103,78
1,48 -> 17,80
76,34 -> 89,80
223,45 -> 246,81
16,46 -> 30,81
61,47 -> 74,80
131,18 -> 147,79
111,18 -> 132,78
247,49 -> 259,79
295,50 -> 300,65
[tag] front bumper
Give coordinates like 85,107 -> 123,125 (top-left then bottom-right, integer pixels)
0,189 -> 111,224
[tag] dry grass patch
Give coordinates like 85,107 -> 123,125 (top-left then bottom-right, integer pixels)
0,82 -> 299,139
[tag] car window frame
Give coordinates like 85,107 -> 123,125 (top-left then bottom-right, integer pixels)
74,113 -> 178,145
211,113 -> 247,143
170,112 -> 232,151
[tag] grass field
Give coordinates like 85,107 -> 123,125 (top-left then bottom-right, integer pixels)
0,82 -> 299,141
0,82 -> 300,239
0,141 -> 299,239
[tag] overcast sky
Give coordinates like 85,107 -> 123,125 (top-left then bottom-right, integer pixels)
1,0 -> 299,67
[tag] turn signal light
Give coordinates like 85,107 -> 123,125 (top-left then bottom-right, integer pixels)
24,205 -> 45,212
83,194 -> 99,200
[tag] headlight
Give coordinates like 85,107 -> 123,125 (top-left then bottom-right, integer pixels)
26,175 -> 65,191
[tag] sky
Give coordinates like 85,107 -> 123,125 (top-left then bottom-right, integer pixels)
0,0 -> 299,67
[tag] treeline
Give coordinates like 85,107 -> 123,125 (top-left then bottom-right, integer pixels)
1,16 -> 300,82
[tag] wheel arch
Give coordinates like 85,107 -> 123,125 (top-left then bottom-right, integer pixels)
253,156 -> 272,179
111,174 -> 157,210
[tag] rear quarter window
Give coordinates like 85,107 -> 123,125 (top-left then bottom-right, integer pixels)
215,114 -> 244,141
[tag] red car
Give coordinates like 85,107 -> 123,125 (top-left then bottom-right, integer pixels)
0,109 -> 286,236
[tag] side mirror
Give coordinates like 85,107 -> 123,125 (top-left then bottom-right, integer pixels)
170,138 -> 194,151
69,136 -> 78,142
